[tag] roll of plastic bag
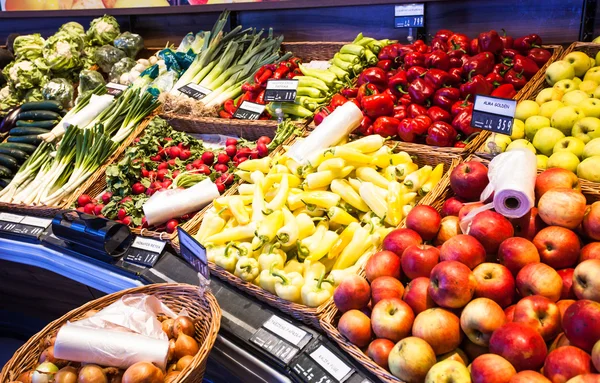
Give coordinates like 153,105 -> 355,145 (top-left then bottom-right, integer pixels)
143,178 -> 220,226
62,94 -> 114,129
287,101 -> 363,164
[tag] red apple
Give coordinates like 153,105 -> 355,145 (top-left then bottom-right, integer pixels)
557,300 -> 576,322
573,260 -> 600,302
365,250 -> 401,282
439,234 -> 486,269
565,374 -> 600,383
371,276 -> 405,305
509,370 -> 551,382
470,354 -> 516,383
450,160 -> 489,201
535,167 -> 581,200
367,339 -> 395,370
512,295 -> 561,341
538,188 -> 587,230
510,207 -> 547,241
428,261 -> 476,309
412,308 -> 462,355
563,300 -> 600,352
382,228 -> 423,257
549,332 -> 571,352
402,245 -> 440,280
469,210 -> 515,254
516,263 -> 563,302
558,268 -> 576,300
533,226 -> 581,269
543,346 -> 594,383
406,206 -> 442,241
462,337 -> 488,361
437,348 -> 469,365
388,337 -> 436,382
434,216 -> 462,246
371,297 -> 414,342
458,202 -> 485,221
581,243 -> 600,262
583,202 -> 600,240
498,237 -> 541,276
442,197 -> 466,217
489,322 -> 548,371
473,263 -> 516,308
505,305 -> 516,322
333,275 -> 371,312
403,277 -> 436,315
338,310 -> 373,347
460,298 -> 506,347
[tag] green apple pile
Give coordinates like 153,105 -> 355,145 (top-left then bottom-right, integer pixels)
482,50 -> 600,182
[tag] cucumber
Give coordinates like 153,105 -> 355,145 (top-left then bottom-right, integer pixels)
0,178 -> 11,188
9,127 -> 49,136
19,100 -> 63,112
0,142 -> 37,154
16,120 -> 58,128
0,165 -> 13,178
0,154 -> 19,171
7,135 -> 42,145
0,147 -> 28,162
17,110 -> 61,121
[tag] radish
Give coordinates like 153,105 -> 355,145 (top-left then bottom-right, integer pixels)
122,216 -> 133,226
185,164 -> 194,171
258,136 -> 272,145
162,179 -> 173,188
249,150 -> 259,159
76,207 -> 85,213
179,150 -> 192,160
172,170 -> 181,179
168,159 -> 177,167
101,192 -> 112,205
94,204 -> 104,216
148,170 -> 157,180
150,154 -> 162,162
215,181 -> 225,193
134,137 -> 140,143
132,182 -> 146,195
217,153 -> 230,164
84,203 -> 96,214
146,188 -> 155,196
77,194 -> 92,207
197,164 -> 211,175
236,156 -> 248,165
141,168 -> 149,177
221,173 -> 234,185
141,217 -> 149,228
152,181 -> 163,190
117,208 -> 127,220
225,145 -> 237,157
214,164 -> 229,173
192,159 -> 204,168
164,137 -> 173,141
166,219 -> 179,234
158,162 -> 169,170
168,146 -> 181,158
121,197 -> 132,204
226,138 -> 238,146
157,168 -> 169,181
201,151 -> 214,165
257,142 -> 269,158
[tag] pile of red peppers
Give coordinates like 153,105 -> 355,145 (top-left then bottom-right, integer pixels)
315,29 -> 552,148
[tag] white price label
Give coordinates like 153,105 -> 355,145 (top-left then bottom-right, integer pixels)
310,345 -> 352,382
131,236 -> 167,253
238,101 -> 266,114
106,82 -> 128,91
263,315 -> 308,346
21,216 -> 52,228
395,3 -> 424,16
0,212 -> 24,223
266,80 -> 299,90
474,95 -> 517,118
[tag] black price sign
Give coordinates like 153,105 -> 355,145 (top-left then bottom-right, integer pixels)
291,344 -> 353,383
0,213 -> 52,240
122,236 -> 166,268
178,83 -> 212,100
177,227 -> 210,280
233,101 -> 266,120
264,79 -> 298,102
471,95 -> 517,135
106,82 -> 128,97
250,314 -> 312,365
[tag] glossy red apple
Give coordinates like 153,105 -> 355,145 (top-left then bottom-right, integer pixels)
498,237 -> 541,276
535,167 -> 581,200
473,263 -> 516,308
573,260 -> 600,302
538,188 -> 587,230
510,207 -> 547,241
371,276 -> 405,305
333,275 -> 371,312
460,298 -> 506,347
469,210 -> 515,254
505,305 -> 516,322
382,228 -> 423,257
406,206 -> 442,241
470,354 -> 516,383
581,243 -> 600,262
557,300 -> 576,322
489,322 -> 548,371
565,374 -> 600,383
403,277 -> 436,315
558,268 -> 576,300
512,295 -> 561,341
434,216 -> 462,246
439,234 -> 486,269
365,250 -> 401,282
543,346 -> 594,383
428,261 -> 476,309
533,226 -> 581,269
402,245 -> 440,280
516,263 -> 563,302
458,202 -> 485,221
371,297 -> 414,342
441,197 -> 466,217
412,308 -> 462,355
450,160 -> 489,201
563,300 -> 600,352
338,310 -> 373,347
367,339 -> 395,370
583,202 -> 600,240
509,370 -> 551,382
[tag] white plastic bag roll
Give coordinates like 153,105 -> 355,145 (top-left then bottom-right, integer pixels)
63,94 -> 114,129
287,101 -> 363,164
143,178 -> 220,226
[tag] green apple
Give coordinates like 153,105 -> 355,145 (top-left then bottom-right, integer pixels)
554,79 -> 578,94
579,80 -> 598,94
515,100 -> 540,121
594,36 -> 600,43
547,151 -> 580,173
578,98 -> 600,118
533,127 -> 566,156
510,119 -> 525,140
525,115 -> 551,140
583,138 -> 600,159
537,154 -> 549,169
546,60 -> 575,85
507,139 -> 536,154
561,90 -> 590,106
578,156 -> 600,182
481,134 -> 512,154
596,50 -> 600,66
584,66 -> 600,84
550,88 -> 565,102
539,100 -> 564,119
572,117 -> 600,144
550,105 -> 585,136
591,58 -> 597,69
553,136 -> 586,158
594,86 -> 600,99
536,88 -> 554,105
573,77 -> 583,88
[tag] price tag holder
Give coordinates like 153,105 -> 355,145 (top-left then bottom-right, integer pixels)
249,314 -> 312,365
264,79 -> 298,102
471,94 -> 517,135
291,343 -> 354,383
0,213 -> 52,242
177,227 -> 210,281
233,101 -> 266,120
178,83 -> 212,100
106,82 -> 128,97
394,3 -> 425,28
122,236 -> 166,268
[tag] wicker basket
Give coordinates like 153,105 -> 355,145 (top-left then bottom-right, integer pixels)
1,283 -> 221,383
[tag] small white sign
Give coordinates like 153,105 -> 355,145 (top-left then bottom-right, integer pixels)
474,95 -> 517,117
106,82 -> 128,91
266,79 -> 299,90
0,212 -> 24,223
395,3 -> 424,16
186,83 -> 212,95
238,101 -> 266,114
310,345 -> 352,382
263,315 -> 308,346
131,236 -> 166,253
21,216 -> 52,228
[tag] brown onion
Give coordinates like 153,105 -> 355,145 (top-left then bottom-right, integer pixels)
39,346 -> 67,367
106,369 -> 123,383
161,319 -> 174,339
167,339 -> 176,362
172,317 -> 195,339
175,356 -> 194,372
163,372 -> 179,383
166,364 -> 177,373
174,334 -> 199,359
77,365 -> 107,383
122,362 -> 163,383
17,371 -> 33,383
54,367 -> 77,383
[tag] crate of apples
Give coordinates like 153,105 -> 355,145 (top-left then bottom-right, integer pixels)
321,158 -> 600,383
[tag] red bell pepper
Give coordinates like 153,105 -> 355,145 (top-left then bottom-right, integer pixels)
355,115 -> 373,136
393,105 -> 407,120
330,94 -> 348,109
351,99 -> 361,109
424,69 -> 450,89
446,67 -> 463,86
514,34 -> 542,51
454,141 -> 467,148
340,87 -> 358,99
435,29 -> 454,43
426,121 -> 458,147
425,51 -> 450,71
357,83 -> 379,106
452,106 -> 480,136
397,118 -> 416,142
224,99 -> 237,115
500,48 -> 520,61
460,72 -> 493,98
255,68 -> 273,84
413,40 -> 428,54
491,83 -> 517,98
470,38 -> 481,55
407,66 -> 428,82
409,115 -> 433,137
504,69 -> 527,90
512,55 -> 539,79
485,72 -> 504,87
404,51 -> 426,68
493,63 -> 511,77
388,70 -> 409,96
219,110 -> 233,119
313,108 -> 331,126
427,106 -> 452,123
448,48 -> 467,68
431,38 -> 448,52
384,88 -> 398,104
433,87 -> 461,111
527,48 -> 552,67
478,30 -> 503,55
408,104 -> 428,118
357,67 -> 388,92
500,29 -> 514,49
361,92 -> 395,118
287,69 -> 302,79
378,44 -> 401,61
372,116 -> 400,138
408,78 -> 436,105
288,57 -> 302,69
451,96 -> 473,116
242,82 -> 263,93
399,94 -> 412,106
376,59 -> 393,72
463,52 -> 495,77
272,63 -> 291,79
447,33 -> 469,52
256,90 -> 266,105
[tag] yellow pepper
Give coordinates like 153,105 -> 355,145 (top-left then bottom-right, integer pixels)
284,157 -> 302,176
229,196 -> 250,225
404,165 -> 433,192
270,164 -> 290,175
327,206 -> 358,226
284,258 -> 304,275
329,222 -> 361,260
272,270 -> 304,303
195,210 -> 226,244
238,184 -> 255,195
297,221 -> 327,261
259,263 -> 281,294
293,207 -> 326,217
391,151 -> 413,165
419,163 -> 444,196
252,210 -> 284,250
204,222 -> 257,245
370,148 -> 393,169
206,244 -> 225,263
306,148 -> 331,168
317,158 -> 345,172
303,260 -> 327,282
330,179 -> 369,212
330,146 -> 372,164
296,213 -> 316,240
305,166 -> 353,189
359,182 -> 388,219
265,175 -> 289,213
402,191 -> 418,206
386,180 -> 404,227
235,170 -> 253,183
395,162 -> 419,181
299,191 -> 341,210
332,224 -> 373,270
234,256 -> 259,282
277,207 -> 299,247
342,135 -> 386,153
238,157 -> 271,173
348,178 -> 362,193
251,171 -> 266,223
403,204 -> 415,217
258,244 -> 286,271
305,230 -> 339,261
264,173 -> 302,190
215,242 -> 240,272
356,166 -> 390,189
301,272 -> 334,307
383,165 -> 397,181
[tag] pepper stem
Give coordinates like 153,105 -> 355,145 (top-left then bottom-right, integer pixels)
271,270 -> 290,285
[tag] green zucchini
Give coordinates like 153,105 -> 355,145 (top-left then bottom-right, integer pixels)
19,100 -> 63,112
0,147 -> 28,162
0,154 -> 19,171
17,110 -> 61,121
7,135 -> 42,145
16,120 -> 58,128
9,127 -> 49,136
0,165 -> 13,178
0,178 -> 11,188
0,142 -> 37,154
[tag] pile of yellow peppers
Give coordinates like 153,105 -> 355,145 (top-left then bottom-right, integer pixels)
194,135 -> 444,307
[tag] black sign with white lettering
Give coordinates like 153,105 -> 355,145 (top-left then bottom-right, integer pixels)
250,314 -> 312,365
122,236 -> 166,268
233,101 -> 266,120
0,213 -> 52,242
177,227 -> 210,280
178,83 -> 212,100
264,79 -> 298,102
471,94 -> 517,135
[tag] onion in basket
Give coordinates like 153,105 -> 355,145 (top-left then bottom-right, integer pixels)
122,362 -> 163,383
32,362 -> 58,383
164,372 -> 179,383
39,346 -> 67,368
161,319 -> 174,339
17,370 -> 33,383
77,365 -> 107,383
172,316 -> 195,338
175,356 -> 193,372
54,366 -> 77,383
174,334 -> 199,359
